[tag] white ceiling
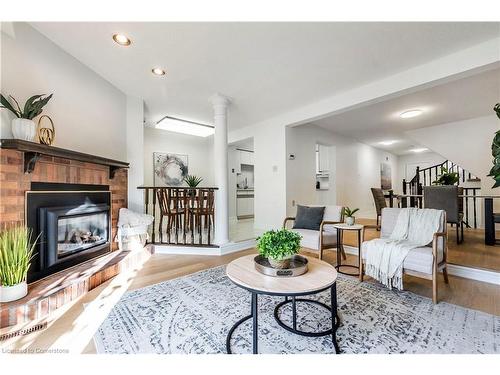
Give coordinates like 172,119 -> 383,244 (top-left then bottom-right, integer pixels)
30,22 -> 500,131
310,66 -> 500,155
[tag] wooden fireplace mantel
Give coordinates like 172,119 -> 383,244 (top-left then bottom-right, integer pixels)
0,139 -> 129,179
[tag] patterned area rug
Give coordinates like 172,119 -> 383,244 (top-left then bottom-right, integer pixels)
94,266 -> 499,354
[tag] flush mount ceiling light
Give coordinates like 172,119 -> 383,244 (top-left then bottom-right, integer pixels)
112,33 -> 131,46
152,67 -> 166,76
156,116 -> 214,137
400,109 -> 423,119
409,147 -> 429,153
378,140 -> 398,146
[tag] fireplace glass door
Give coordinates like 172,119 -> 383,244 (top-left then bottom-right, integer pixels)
57,211 -> 109,258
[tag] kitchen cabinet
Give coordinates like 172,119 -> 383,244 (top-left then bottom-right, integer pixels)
238,150 -> 254,166
237,191 -> 254,218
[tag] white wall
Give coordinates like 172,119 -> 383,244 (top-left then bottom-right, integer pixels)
0,23 -> 127,160
126,96 -> 144,212
286,124 -> 398,219
143,127 -> 214,186
229,123 -> 287,231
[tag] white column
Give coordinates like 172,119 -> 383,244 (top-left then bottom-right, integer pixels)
211,93 -> 231,245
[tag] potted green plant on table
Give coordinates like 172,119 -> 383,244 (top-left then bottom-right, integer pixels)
0,93 -> 53,142
343,207 -> 359,226
184,175 -> 203,196
432,167 -> 459,186
0,226 -> 37,303
257,229 -> 301,269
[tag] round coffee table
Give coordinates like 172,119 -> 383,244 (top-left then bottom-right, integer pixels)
225,254 -> 340,354
332,223 -> 364,277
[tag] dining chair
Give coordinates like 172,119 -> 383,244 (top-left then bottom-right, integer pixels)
157,188 -> 186,243
424,186 -> 464,244
371,188 -> 387,230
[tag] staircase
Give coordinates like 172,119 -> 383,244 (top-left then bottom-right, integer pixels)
402,160 -> 481,228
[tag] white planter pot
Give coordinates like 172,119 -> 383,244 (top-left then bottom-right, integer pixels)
12,118 -> 37,141
345,216 -> 355,226
0,281 -> 28,303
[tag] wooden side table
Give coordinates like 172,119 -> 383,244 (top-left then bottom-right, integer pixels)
225,254 -> 340,354
332,223 -> 364,277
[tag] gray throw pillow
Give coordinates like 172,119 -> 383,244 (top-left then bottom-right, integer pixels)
293,205 -> 325,231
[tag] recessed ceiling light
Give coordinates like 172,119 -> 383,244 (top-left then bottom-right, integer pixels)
378,140 -> 397,146
112,34 -> 131,46
152,67 -> 166,76
400,109 -> 423,119
156,116 -> 214,137
409,147 -> 429,153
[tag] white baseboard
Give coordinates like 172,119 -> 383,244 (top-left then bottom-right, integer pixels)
153,239 -> 255,256
343,245 -> 500,285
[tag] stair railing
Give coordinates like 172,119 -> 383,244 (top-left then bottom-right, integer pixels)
401,160 -> 480,228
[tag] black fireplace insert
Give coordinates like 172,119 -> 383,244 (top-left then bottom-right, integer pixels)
26,182 -> 112,283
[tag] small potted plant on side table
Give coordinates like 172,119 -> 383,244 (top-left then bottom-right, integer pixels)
343,207 -> 359,226
257,228 -> 301,269
0,226 -> 37,302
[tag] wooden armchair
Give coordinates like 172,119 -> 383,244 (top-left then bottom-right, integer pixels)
359,208 -> 449,303
283,205 -> 345,260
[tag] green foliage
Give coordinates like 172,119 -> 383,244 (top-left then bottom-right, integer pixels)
257,229 -> 301,260
184,175 -> 203,187
432,167 -> 459,186
488,103 -> 500,188
342,207 -> 359,218
0,227 -> 38,286
0,93 -> 53,120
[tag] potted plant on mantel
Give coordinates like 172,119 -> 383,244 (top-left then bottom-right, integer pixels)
432,167 -> 459,186
343,207 -> 359,226
0,226 -> 37,303
257,229 -> 301,269
0,93 -> 53,142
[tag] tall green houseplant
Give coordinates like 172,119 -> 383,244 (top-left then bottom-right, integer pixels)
488,103 -> 500,188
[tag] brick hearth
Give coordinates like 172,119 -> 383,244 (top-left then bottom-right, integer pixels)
0,147 -> 129,329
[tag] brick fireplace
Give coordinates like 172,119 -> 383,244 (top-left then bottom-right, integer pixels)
0,140 -> 137,330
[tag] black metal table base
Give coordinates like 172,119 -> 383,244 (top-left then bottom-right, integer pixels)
226,283 -> 340,354
336,227 -> 362,277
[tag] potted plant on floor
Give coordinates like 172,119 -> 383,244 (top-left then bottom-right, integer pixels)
0,93 -> 53,142
257,229 -> 301,269
487,103 -> 500,188
343,207 -> 359,226
0,226 -> 37,302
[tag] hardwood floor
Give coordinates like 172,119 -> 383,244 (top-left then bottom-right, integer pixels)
1,245 -> 498,354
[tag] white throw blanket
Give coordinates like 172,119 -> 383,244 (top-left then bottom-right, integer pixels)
364,208 -> 442,290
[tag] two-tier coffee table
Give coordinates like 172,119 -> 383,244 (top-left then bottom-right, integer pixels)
225,254 -> 340,354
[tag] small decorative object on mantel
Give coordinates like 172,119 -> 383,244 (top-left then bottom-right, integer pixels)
342,207 -> 359,226
0,226 -> 38,302
37,114 -> 56,145
0,93 -> 53,142
256,228 -> 302,269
